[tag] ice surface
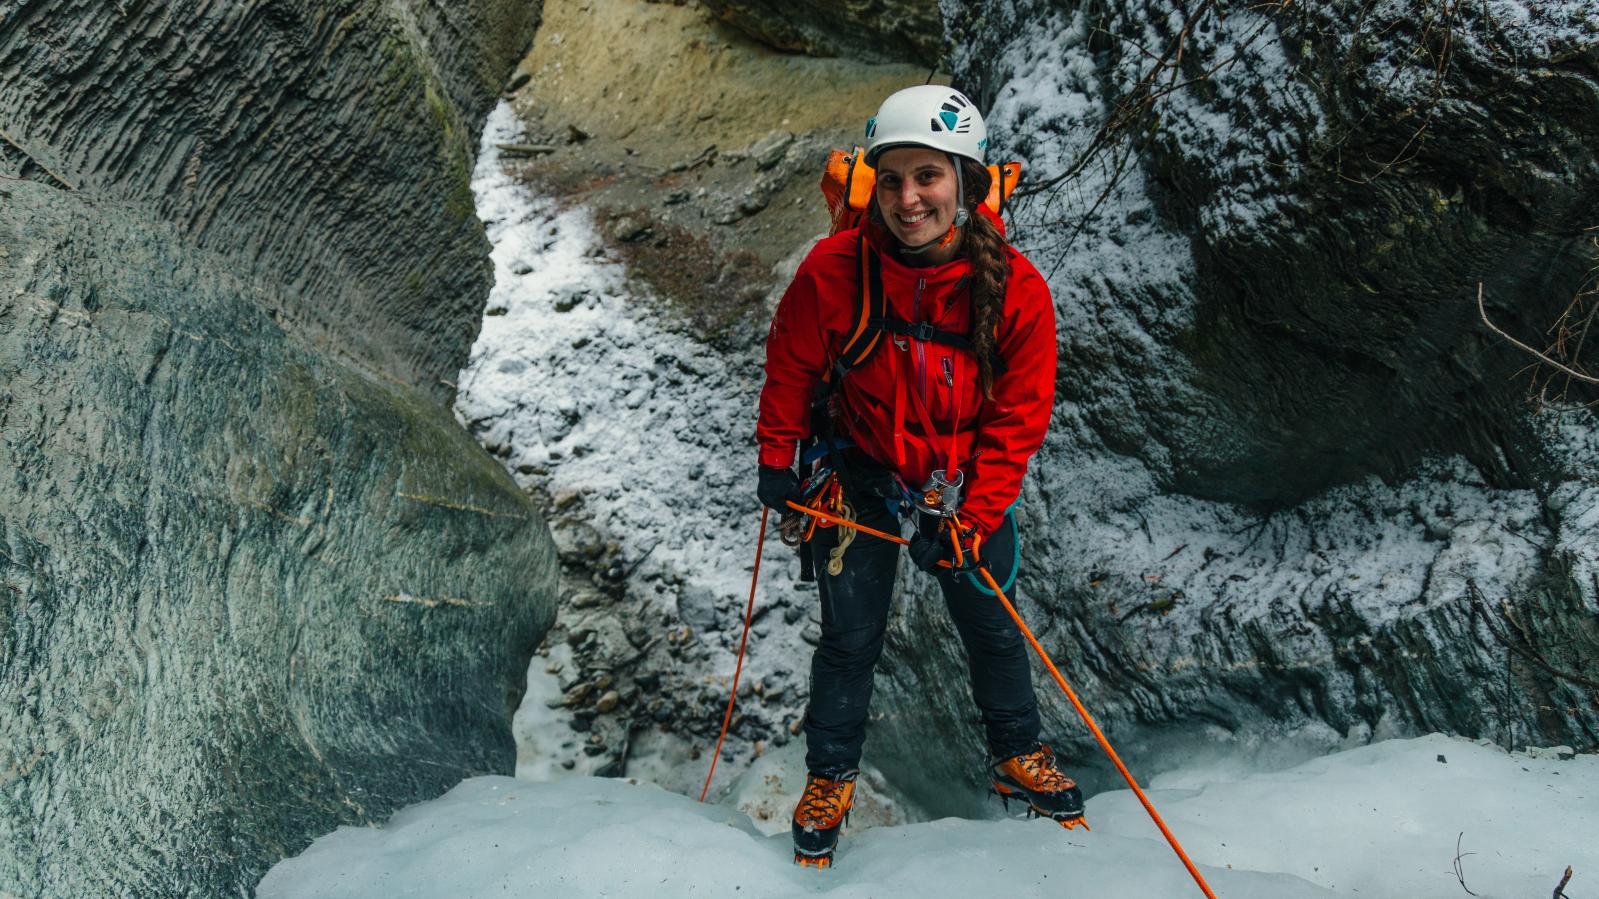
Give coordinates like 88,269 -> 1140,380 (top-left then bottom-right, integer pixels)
256,734 -> 1597,898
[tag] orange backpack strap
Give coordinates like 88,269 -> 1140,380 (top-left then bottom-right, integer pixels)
835,230 -> 886,374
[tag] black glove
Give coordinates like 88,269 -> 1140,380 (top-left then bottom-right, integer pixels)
909,524 -> 983,575
908,530 -> 949,574
757,465 -> 803,513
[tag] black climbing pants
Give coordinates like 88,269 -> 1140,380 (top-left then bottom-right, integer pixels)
801,474 -> 1041,775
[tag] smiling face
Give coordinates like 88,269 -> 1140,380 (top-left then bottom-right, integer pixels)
874,147 -> 960,253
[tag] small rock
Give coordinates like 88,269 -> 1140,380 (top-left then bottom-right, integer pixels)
595,674 -> 616,691
610,216 -> 649,242
783,604 -> 805,624
484,305 -> 508,316
566,124 -> 590,144
737,189 -> 769,216
801,623 -> 822,646
678,586 -> 721,631
510,260 -> 533,275
713,208 -> 743,226
552,289 -> 588,313
569,716 -> 592,733
595,690 -> 621,713
571,591 -> 605,610
1527,745 -> 1577,761
583,743 -> 607,756
552,490 -> 582,511
562,682 -> 593,707
750,130 -> 794,171
561,759 -> 576,770
505,71 -> 531,93
1436,754 -> 1447,764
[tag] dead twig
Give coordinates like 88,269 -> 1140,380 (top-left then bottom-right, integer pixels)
1478,283 -> 1599,385
1554,865 -> 1574,899
1453,831 -> 1479,896
1467,580 -> 1599,691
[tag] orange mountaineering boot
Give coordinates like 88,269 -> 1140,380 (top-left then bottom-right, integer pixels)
990,743 -> 1088,830
792,769 -> 858,868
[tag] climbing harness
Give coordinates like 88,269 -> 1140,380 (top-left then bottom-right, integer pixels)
703,499 -> 1221,899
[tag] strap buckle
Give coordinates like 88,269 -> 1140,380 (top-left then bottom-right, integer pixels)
913,468 -> 964,519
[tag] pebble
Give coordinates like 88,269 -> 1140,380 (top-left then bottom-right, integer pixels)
610,216 -> 649,242
750,130 -> 793,171
595,690 -> 621,713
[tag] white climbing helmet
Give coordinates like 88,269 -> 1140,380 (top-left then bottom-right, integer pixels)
863,85 -> 988,167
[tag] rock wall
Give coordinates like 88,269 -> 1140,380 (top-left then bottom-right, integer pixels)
866,0 -> 1599,810
0,1 -> 552,896
0,0 -> 540,404
696,0 -> 943,65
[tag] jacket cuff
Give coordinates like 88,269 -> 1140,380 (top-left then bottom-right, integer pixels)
758,444 -> 797,470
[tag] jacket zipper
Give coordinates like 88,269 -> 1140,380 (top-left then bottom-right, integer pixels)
913,277 -> 927,402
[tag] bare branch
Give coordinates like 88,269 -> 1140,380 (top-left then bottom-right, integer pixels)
1467,581 -> 1599,691
1477,283 -> 1599,385
1453,831 -> 1479,896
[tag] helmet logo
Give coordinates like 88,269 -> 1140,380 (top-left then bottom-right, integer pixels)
865,117 -> 876,138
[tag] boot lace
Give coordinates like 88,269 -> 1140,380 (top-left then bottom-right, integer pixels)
796,775 -> 852,826
1014,747 -> 1073,792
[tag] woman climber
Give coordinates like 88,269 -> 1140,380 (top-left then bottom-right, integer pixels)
754,84 -> 1079,869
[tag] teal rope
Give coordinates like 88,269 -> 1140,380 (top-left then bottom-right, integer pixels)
964,504 -> 1019,596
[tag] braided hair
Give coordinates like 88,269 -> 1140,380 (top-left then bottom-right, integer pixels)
957,159 -> 1008,400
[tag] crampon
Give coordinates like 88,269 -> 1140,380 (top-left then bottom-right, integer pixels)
792,770 -> 858,869
991,744 -> 1089,831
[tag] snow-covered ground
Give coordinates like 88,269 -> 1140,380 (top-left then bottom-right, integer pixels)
258,734 -> 1596,898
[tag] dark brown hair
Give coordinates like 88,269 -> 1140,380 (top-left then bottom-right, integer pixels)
867,157 -> 1009,399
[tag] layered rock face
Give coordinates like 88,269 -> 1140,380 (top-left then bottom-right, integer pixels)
697,0 -> 944,65
868,0 -> 1599,810
0,2 -> 553,896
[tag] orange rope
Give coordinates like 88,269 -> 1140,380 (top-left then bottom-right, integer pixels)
699,506 -> 768,803
767,503 -> 1217,898
784,499 -> 909,545
962,530 -> 1219,899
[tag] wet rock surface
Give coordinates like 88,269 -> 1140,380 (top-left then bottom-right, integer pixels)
0,2 -> 550,897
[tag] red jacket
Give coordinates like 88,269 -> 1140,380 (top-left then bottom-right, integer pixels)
757,220 -> 1057,537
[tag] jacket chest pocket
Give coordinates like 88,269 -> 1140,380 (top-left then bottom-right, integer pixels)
923,346 -> 982,428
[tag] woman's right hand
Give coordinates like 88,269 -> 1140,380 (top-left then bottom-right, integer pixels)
757,466 -> 803,513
